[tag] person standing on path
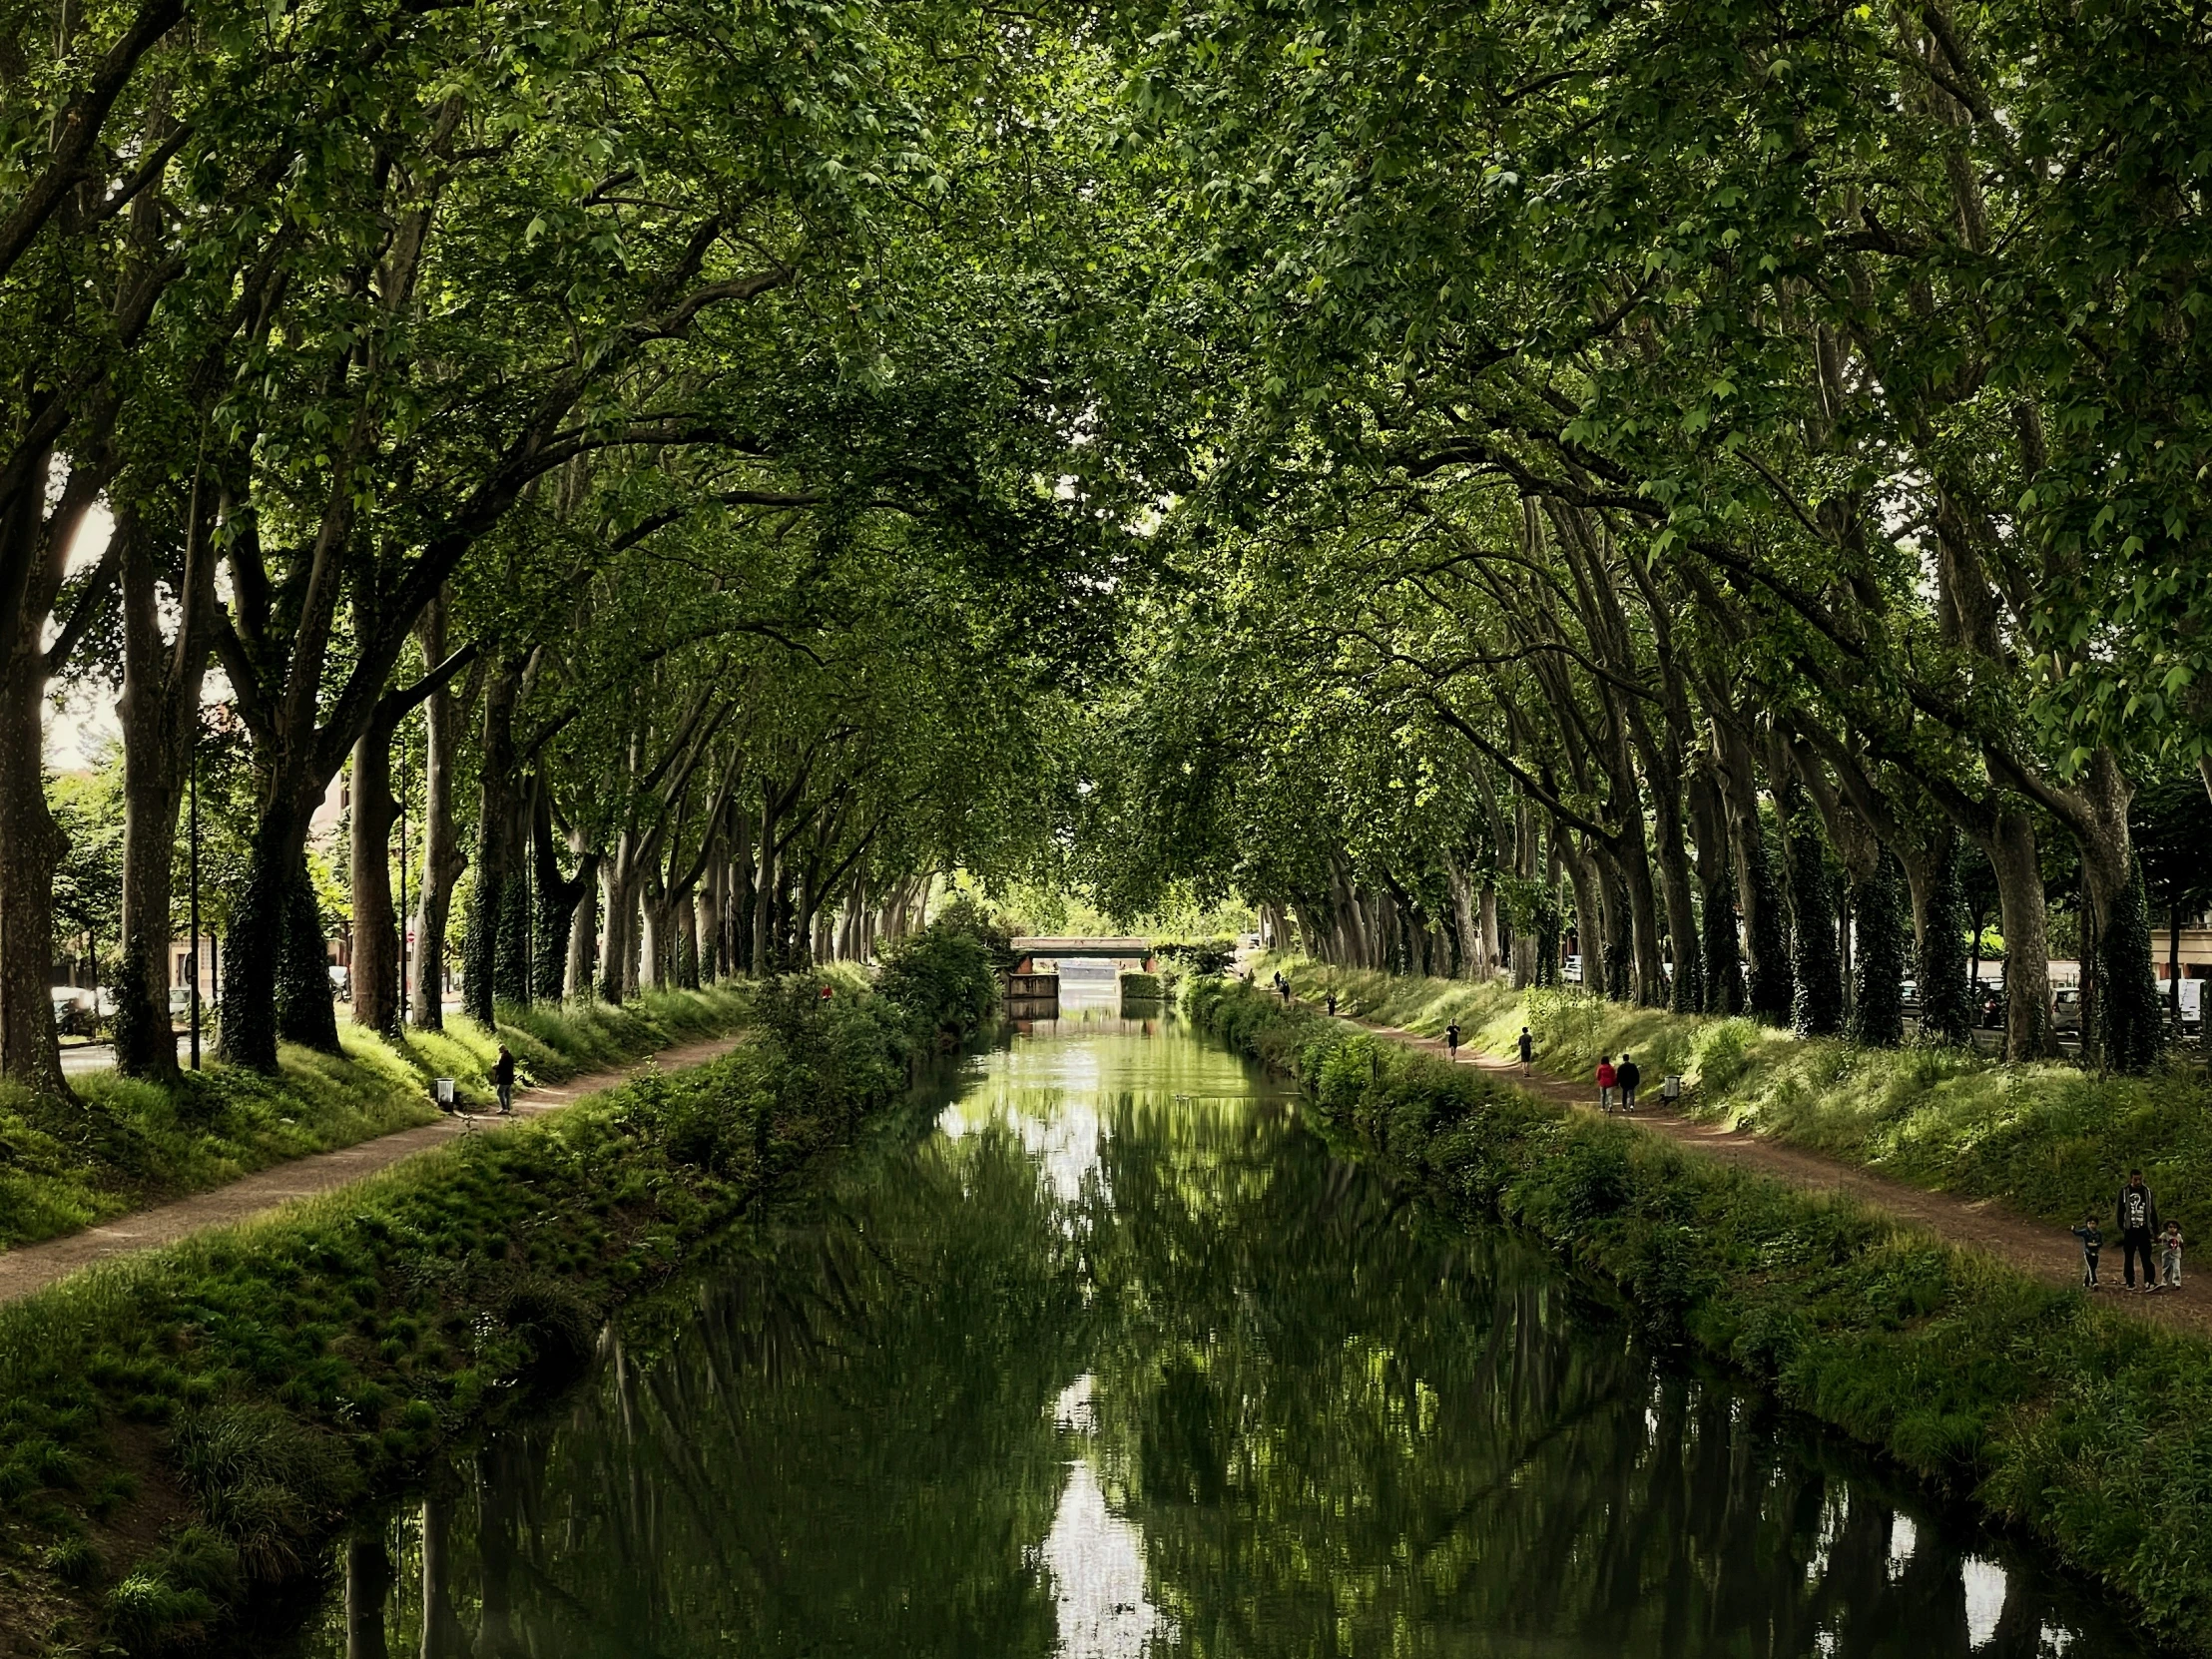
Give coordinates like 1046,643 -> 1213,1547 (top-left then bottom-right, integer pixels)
1444,1021 -> 1461,1060
2117,1169 -> 2160,1291
1518,1027 -> 1534,1075
1327,991 -> 1339,1017
2073,1213 -> 2102,1289
1595,1056 -> 1617,1112
2163,1222 -> 2184,1290
1616,1053 -> 1641,1113
493,1044 -> 517,1115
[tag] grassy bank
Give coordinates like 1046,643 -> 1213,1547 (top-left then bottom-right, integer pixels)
0,986 -> 750,1252
0,921 -> 1003,1655
1260,953 -> 2212,1247
1192,975 -> 2212,1653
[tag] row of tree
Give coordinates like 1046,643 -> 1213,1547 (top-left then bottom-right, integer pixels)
1069,0 -> 2211,1072
3,0 -> 1160,1097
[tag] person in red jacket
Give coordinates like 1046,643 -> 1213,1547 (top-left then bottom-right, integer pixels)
1595,1056 -> 1617,1113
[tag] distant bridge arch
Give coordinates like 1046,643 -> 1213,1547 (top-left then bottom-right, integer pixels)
1010,936 -> 1154,972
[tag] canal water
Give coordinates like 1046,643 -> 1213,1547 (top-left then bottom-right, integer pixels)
285,985 -> 2145,1658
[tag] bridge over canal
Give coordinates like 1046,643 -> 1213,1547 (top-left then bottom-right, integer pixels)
1009,937 -> 1155,972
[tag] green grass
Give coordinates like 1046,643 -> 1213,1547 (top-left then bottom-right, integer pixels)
0,968 -> 947,1654
1191,976 -> 2212,1655
0,987 -> 750,1252
1259,952 -> 2212,1245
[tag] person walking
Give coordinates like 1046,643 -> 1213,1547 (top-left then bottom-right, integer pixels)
1326,991 -> 1339,1017
1444,1020 -> 1461,1060
1616,1052 -> 1641,1113
1517,1027 -> 1534,1075
2116,1169 -> 2160,1291
2072,1213 -> 2102,1290
493,1044 -> 517,1116
1595,1055 -> 1617,1113
2162,1221 -> 2185,1290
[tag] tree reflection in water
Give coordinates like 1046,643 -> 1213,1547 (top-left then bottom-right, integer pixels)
285,1026 -> 2144,1659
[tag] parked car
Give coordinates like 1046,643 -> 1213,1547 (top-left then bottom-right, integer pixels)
50,986 -> 101,1038
1562,954 -> 1583,985
1899,978 -> 1919,1009
329,963 -> 351,1000
1975,980 -> 2007,1028
2053,986 -> 2082,1033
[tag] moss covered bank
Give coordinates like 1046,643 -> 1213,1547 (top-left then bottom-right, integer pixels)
0,920 -> 1002,1655
1192,975 -> 2212,1655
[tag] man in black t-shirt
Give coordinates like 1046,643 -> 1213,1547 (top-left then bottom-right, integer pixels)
2117,1169 -> 2160,1291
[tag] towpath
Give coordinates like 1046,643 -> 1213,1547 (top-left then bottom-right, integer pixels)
1340,1010 -> 2212,1339
0,1031 -> 744,1308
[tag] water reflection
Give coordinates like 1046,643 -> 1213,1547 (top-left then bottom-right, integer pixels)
277,1018 -> 2147,1659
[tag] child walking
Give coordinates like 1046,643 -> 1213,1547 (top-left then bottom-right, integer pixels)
2163,1222 -> 2184,1290
2072,1214 -> 2102,1290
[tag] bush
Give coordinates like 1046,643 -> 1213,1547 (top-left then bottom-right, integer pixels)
875,899 -> 1006,1043
0,974 -> 923,1646
0,985 -> 751,1253
1190,977 -> 2212,1657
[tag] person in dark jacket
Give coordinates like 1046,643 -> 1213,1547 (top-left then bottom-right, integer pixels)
1517,1027 -> 1534,1075
493,1044 -> 517,1115
2072,1213 -> 2102,1290
1444,1021 -> 1461,1059
1616,1053 -> 1642,1112
2117,1169 -> 2160,1291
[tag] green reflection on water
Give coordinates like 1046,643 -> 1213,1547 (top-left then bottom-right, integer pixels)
290,1011 -> 2142,1659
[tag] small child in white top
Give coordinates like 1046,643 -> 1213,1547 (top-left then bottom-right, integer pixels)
2161,1222 -> 2184,1290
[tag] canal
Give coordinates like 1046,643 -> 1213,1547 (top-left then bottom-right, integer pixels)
283,984 -> 2145,1658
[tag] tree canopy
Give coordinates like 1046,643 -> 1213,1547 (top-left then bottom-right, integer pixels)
3,0 -> 2206,1087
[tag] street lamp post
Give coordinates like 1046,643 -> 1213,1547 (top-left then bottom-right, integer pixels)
188,714 -> 202,1071
398,720 -> 410,1025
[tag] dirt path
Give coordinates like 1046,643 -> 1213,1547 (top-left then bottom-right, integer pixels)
1342,1012 -> 2212,1339
0,1031 -> 745,1308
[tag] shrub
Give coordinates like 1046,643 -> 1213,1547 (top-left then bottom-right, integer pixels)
1190,977 -> 2212,1656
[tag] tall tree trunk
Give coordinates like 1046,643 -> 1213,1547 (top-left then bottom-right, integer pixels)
462,663 -> 518,1025
2066,750 -> 2163,1073
597,853 -> 636,1004
1980,808 -> 2057,1061
1685,763 -> 1745,1014
1846,851 -> 1909,1047
1648,801 -> 1702,1013
1561,833 -> 1601,990
532,791 -> 594,1001
219,788 -> 335,1070
564,824 -> 599,1000
750,794 -> 777,974
114,497 -> 217,1078
409,595 -> 462,1031
1780,782 -> 1845,1037
345,1531 -> 394,1659
0,631 -> 68,1095
349,715 -> 403,1039
1712,712 -> 1791,1022
1916,829 -> 1975,1043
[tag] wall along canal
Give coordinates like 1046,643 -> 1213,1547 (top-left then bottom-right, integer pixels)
274,993 -> 2151,1658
